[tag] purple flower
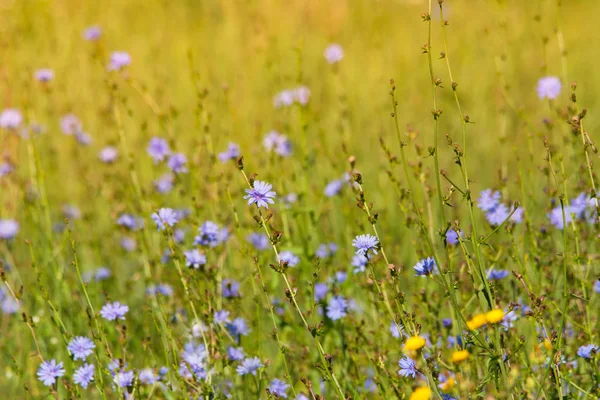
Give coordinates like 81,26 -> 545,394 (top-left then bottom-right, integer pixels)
0,109 -> 22,130
577,344 -> 598,359
116,214 -> 143,231
75,131 -> 93,146
139,368 -> 157,385
34,69 -> 54,82
147,137 -> 170,163
316,243 -> 337,258
0,162 -> 14,177
37,359 -> 65,386
390,321 -> 403,338
352,254 -> 368,273
73,363 -> 95,388
218,142 -> 240,162
326,295 -> 348,320
120,236 -> 136,252
100,301 -> 129,321
98,146 -> 118,163
0,219 -> 19,240
227,347 -> 245,361
324,44 -> 344,64
594,280 -> 600,294
67,336 -> 95,361
324,179 -> 344,197
279,250 -> 299,267
60,114 -> 82,135
236,357 -> 262,376
247,232 -> 269,251
226,317 -> 250,339
268,378 -> 289,398
549,206 -> 573,230
314,283 -> 328,301
222,279 -> 241,298
488,269 -> 510,280
293,86 -> 310,106
414,257 -> 437,276
213,310 -> 230,324
113,370 -> 135,387
244,180 -> 276,208
537,76 -> 561,100
273,90 -> 295,108
352,234 -> 379,257
263,131 -> 293,157
194,221 -> 225,247
154,173 -> 174,193
510,207 -> 524,223
478,189 -> 501,212
108,51 -> 131,71
151,208 -> 179,230
83,25 -> 102,41
397,357 -> 419,378
446,229 -> 461,245
184,249 -> 206,269
167,153 -> 188,173
486,203 -> 509,226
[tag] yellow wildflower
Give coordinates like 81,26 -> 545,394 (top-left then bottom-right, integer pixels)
404,336 -> 427,351
410,387 -> 432,400
485,309 -> 505,324
466,313 -> 486,330
440,376 -> 456,391
451,350 -> 470,363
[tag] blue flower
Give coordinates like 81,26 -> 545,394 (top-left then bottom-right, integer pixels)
139,368 -> 157,385
352,234 -> 379,257
316,243 -> 337,258
227,317 -> 251,339
247,232 -> 269,251
414,257 -> 437,276
486,203 -> 509,226
314,283 -> 328,301
108,51 -> 131,71
67,336 -> 95,361
213,310 -> 230,324
218,142 -> 241,162
548,206 -> 573,230
442,395 -> 457,400
0,109 -> 22,129
488,269 -> 510,280
397,357 -> 419,378
184,249 -> 207,269
279,251 -> 300,267
268,378 -> 289,398
236,357 -> 263,376
324,43 -> 344,64
594,280 -> 600,294
37,359 -> 65,386
194,221 -> 222,247
116,213 -> 144,231
442,318 -> 452,328
147,137 -> 170,163
326,295 -> 348,320
263,131 -> 293,157
222,279 -> 241,298
352,254 -> 368,273
478,189 -> 501,212
154,173 -> 174,193
113,370 -> 135,388
167,153 -> 188,174
324,180 -> 344,197
537,76 -> 561,100
577,344 -> 598,359
390,321 -> 403,338
73,364 -> 95,388
100,301 -> 129,321
120,236 -> 137,252
0,219 -> 19,240
227,347 -> 245,361
510,207 -> 524,223
244,180 -> 276,208
151,208 -> 179,231
446,229 -> 461,245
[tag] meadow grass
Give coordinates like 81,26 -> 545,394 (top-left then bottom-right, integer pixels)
0,0 -> 599,398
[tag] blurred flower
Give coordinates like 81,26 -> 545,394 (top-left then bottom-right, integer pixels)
167,153 -> 188,173
352,254 -> 368,273
488,269 -> 510,280
0,162 -> 14,177
222,279 -> 241,298
279,250 -> 299,267
293,86 -> 311,106
34,68 -> 54,82
314,283 -> 328,301
67,336 -> 95,361
451,350 -> 469,363
577,344 -> 598,359
120,236 -> 136,252
117,213 -> 144,231
0,219 -> 19,239
113,370 -> 135,388
147,137 -> 170,163
83,25 -> 102,41
227,317 -> 250,339
324,44 -> 344,64
390,321 -> 403,338
213,310 -> 231,324
486,309 -> 505,324
404,336 -> 426,351
537,76 -> 561,100
60,114 -> 82,135
244,180 -> 276,208
218,142 -> 240,162
154,173 -> 174,193
316,242 -> 337,258
37,359 -> 65,386
467,313 -> 486,330
0,109 -> 22,130
184,249 -> 206,269
195,221 -> 226,247
445,229 -> 461,245
486,203 -> 509,226
268,378 -> 289,398
352,234 -> 379,257
263,131 -> 293,157
410,387 -> 431,400
227,347 -> 245,361
98,146 -> 118,163
108,51 -> 131,71
236,357 -> 262,376
326,295 -> 348,320
549,206 -> 573,230
478,189 -> 501,212
247,232 -> 269,251
594,280 -> 600,294
139,369 -> 157,385
100,301 -> 129,321
73,364 -> 95,388
151,208 -> 179,230
442,318 -> 452,328
324,179 -> 344,197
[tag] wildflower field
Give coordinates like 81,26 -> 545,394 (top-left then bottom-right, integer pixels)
1,0 -> 600,398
